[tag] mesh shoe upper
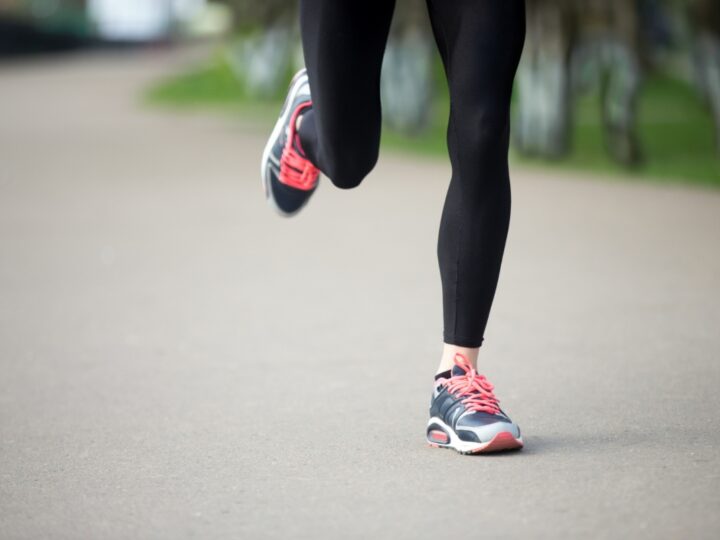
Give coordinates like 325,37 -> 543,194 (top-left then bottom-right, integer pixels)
263,69 -> 320,216
430,354 -> 520,443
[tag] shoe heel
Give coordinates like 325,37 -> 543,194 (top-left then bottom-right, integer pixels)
427,426 -> 451,447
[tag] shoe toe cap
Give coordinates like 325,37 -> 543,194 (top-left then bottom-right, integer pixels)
268,173 -> 315,216
456,413 -> 521,443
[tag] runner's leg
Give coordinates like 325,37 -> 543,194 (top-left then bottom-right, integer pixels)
426,0 -> 526,362
298,0 -> 396,189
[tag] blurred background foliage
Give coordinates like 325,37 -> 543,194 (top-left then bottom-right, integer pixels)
2,0 -> 719,185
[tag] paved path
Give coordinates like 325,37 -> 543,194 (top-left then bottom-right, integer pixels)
1,49 -> 719,540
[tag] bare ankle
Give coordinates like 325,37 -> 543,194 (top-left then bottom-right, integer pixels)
437,343 -> 480,374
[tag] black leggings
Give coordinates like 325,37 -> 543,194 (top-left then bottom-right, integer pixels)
298,0 -> 526,347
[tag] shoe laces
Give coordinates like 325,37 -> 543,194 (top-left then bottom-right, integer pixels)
443,353 -> 501,415
279,102 -> 319,191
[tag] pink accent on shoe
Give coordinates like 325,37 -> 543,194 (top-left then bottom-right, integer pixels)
279,101 -> 319,191
427,431 -> 523,454
428,430 -> 450,444
443,353 -> 502,415
468,431 -> 523,454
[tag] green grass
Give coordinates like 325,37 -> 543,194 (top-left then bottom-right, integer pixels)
145,54 -> 284,121
538,75 -> 720,186
145,55 -> 720,187
146,56 -> 246,106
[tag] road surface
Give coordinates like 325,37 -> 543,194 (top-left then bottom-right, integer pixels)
1,49 -> 719,539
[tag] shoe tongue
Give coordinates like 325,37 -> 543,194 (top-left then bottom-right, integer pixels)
292,133 -> 308,158
451,364 -> 469,378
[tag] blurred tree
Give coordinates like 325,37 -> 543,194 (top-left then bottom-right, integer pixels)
688,0 -> 720,154
514,0 -> 643,166
0,0 -> 23,14
381,0 -> 434,134
222,0 -> 296,98
573,0 -> 643,166
222,0 -> 291,32
514,0 -> 573,158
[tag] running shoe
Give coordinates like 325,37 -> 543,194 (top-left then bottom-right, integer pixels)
427,353 -> 523,454
260,68 -> 320,217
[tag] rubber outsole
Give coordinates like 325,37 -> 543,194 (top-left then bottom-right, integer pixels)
428,431 -> 523,455
426,416 -> 523,455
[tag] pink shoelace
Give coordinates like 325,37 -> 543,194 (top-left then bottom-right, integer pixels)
279,102 -> 319,191
443,353 -> 501,415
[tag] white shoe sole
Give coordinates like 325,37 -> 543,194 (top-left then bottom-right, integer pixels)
427,417 -> 523,454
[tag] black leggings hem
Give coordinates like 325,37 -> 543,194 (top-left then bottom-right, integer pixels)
443,334 -> 485,349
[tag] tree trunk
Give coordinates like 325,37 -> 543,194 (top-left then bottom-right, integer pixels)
226,23 -> 293,98
513,0 -> 573,158
689,0 -> 720,155
571,0 -> 643,166
380,0 -> 434,134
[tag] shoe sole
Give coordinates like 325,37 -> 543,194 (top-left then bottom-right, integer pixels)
260,68 -> 312,217
426,417 -> 523,455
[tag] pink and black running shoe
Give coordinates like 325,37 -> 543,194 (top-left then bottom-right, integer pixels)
427,354 -> 523,454
260,68 -> 320,217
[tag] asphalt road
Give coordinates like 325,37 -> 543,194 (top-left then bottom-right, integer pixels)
1,49 -> 719,539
